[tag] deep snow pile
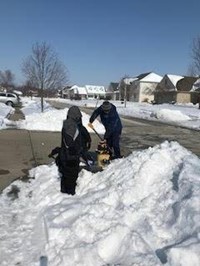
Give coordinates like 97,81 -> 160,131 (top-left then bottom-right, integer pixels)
0,141 -> 200,266
16,97 -> 104,133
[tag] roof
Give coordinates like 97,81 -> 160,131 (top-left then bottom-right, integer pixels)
167,74 -> 184,87
177,77 -> 199,91
70,85 -> 87,95
136,72 -> 151,80
85,85 -> 106,95
109,82 -> 119,91
136,72 -> 163,83
191,78 -> 200,91
123,78 -> 138,85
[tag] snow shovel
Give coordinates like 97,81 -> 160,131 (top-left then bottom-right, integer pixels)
88,123 -> 104,141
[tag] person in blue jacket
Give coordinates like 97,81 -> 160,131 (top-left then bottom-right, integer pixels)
89,100 -> 123,159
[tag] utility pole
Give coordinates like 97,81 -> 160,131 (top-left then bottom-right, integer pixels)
124,83 -> 127,108
124,78 -> 128,108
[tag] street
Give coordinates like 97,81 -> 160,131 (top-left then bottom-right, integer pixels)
51,100 -> 200,157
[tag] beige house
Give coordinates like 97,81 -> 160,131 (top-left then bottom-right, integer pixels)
155,75 -> 199,104
129,72 -> 163,103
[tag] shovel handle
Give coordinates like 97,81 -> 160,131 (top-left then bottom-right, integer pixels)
88,123 -> 104,141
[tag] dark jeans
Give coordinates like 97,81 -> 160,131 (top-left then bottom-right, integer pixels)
105,131 -> 121,159
60,160 -> 79,195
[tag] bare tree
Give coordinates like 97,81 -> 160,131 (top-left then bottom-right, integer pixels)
0,69 -> 15,89
118,75 -> 130,106
190,36 -> 200,77
187,64 -> 196,77
22,42 -> 68,112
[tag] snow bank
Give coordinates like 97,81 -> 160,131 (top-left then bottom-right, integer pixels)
16,97 -> 104,133
0,141 -> 199,265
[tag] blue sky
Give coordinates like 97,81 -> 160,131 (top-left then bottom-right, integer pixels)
0,0 -> 200,87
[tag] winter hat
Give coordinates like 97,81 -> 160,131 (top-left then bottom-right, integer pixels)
101,101 -> 112,112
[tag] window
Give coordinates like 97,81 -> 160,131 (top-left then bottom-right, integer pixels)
7,93 -> 15,98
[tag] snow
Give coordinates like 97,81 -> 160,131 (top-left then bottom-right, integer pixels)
139,72 -> 163,83
167,75 -> 184,87
70,85 -> 87,95
1,97 -> 200,131
0,97 -> 200,265
0,141 -> 200,265
49,98 -> 200,131
11,97 -> 104,133
191,78 -> 200,91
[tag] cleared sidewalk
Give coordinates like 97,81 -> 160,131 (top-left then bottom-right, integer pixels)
0,107 -> 101,192
0,129 -> 61,192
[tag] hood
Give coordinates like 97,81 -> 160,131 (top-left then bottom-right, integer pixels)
67,106 -> 82,121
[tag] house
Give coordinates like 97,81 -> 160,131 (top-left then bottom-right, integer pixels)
107,82 -> 119,100
117,77 -> 138,102
155,75 -> 199,104
60,85 -> 72,98
156,74 -> 184,91
128,72 -> 163,103
68,85 -> 87,100
85,85 -> 106,99
191,78 -> 200,92
177,76 -> 199,103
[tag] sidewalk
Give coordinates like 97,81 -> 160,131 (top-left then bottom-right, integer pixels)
0,128 -> 61,192
0,108 -> 61,192
0,107 -> 101,192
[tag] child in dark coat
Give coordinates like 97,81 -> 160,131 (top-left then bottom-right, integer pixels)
59,106 -> 91,195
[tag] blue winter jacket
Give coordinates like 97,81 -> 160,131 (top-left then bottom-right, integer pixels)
89,104 -> 122,139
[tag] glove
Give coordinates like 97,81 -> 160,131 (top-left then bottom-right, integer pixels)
86,141 -> 91,150
88,122 -> 94,129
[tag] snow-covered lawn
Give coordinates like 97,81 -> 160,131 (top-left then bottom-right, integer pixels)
1,97 -> 200,131
53,98 -> 200,130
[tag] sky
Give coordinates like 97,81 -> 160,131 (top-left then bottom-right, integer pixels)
0,98 -> 200,265
0,0 -> 200,87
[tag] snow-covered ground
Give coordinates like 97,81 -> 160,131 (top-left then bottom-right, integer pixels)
52,98 -> 200,131
0,97 -> 200,131
0,97 -> 200,266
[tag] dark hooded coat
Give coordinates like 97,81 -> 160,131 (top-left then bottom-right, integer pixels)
59,106 -> 82,195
